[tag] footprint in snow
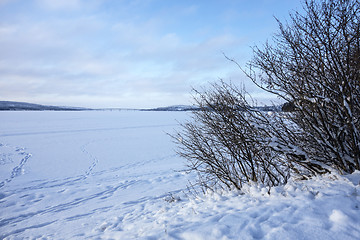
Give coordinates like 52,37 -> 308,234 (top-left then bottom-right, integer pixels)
0,144 -> 32,189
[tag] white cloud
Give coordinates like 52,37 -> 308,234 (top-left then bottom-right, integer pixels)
0,0 -> 13,6
0,0 -> 289,108
35,0 -> 82,10
0,12 -> 246,108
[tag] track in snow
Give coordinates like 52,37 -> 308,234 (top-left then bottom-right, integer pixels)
0,144 -> 32,189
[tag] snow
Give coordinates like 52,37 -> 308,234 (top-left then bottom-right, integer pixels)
0,111 -> 359,239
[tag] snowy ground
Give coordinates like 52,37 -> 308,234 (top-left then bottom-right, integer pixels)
0,111 -> 359,239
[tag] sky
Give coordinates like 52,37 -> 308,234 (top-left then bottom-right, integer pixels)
0,0 -> 304,109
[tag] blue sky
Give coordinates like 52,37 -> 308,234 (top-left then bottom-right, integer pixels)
0,0 -> 303,108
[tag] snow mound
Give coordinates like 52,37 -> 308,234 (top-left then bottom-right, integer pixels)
99,172 -> 360,240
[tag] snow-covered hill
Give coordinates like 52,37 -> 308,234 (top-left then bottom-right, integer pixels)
0,101 -> 90,111
0,111 -> 359,239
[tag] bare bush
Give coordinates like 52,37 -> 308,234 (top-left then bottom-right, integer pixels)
175,0 -> 359,193
174,82 -> 290,192
244,0 -> 360,173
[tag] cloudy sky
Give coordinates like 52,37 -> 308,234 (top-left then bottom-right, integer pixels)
0,0 -> 303,108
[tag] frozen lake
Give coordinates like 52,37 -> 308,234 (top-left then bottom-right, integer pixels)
1,111 -> 359,240
0,111 -> 190,239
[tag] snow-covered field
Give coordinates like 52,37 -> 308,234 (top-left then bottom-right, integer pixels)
0,111 -> 359,239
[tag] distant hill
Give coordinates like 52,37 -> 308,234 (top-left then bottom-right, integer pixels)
252,105 -> 281,112
145,105 -> 280,112
0,101 -> 282,112
145,105 -> 201,111
0,101 -> 90,111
